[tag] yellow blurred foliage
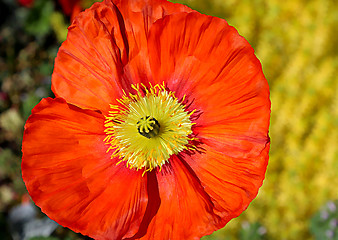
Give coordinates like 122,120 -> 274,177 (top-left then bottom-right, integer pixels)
172,0 -> 338,239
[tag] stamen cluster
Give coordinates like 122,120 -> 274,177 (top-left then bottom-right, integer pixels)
104,83 -> 195,173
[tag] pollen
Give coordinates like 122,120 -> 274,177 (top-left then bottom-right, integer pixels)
103,83 -> 195,173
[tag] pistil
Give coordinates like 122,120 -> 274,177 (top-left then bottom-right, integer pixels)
137,116 -> 160,139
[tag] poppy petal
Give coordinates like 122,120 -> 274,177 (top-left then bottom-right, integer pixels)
52,2 -> 132,112
148,12 -> 259,93
22,98 -> 149,239
111,0 -> 193,88
147,11 -> 270,229
134,156 -> 223,240
110,0 -> 193,58
148,11 -> 270,157
183,143 -> 270,223
52,0 -> 193,112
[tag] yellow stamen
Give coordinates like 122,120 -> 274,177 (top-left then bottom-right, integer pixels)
104,83 -> 195,172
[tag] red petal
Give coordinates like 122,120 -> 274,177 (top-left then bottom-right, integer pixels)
22,98 -> 148,239
52,0 -> 193,112
135,156 -> 223,240
183,143 -> 270,223
148,12 -> 260,92
110,0 -> 193,58
146,12 -> 270,232
52,2 -> 130,112
148,12 -> 270,156
111,0 -> 194,90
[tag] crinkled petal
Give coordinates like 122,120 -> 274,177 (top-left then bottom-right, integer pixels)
183,143 -> 270,223
148,12 -> 270,157
52,2 -> 129,112
110,0 -> 193,58
134,155 -> 223,240
146,11 -> 270,230
148,12 -> 263,92
52,0 -> 193,112
21,98 -> 149,239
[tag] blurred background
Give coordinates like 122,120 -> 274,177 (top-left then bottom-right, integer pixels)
0,0 -> 337,239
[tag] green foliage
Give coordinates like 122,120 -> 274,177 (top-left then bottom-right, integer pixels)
21,92 -> 43,120
28,237 -> 59,240
310,201 -> 338,240
0,149 -> 21,181
24,0 -> 54,37
50,12 -> 68,43
239,222 -> 267,240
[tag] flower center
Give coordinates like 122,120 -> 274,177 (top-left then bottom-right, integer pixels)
104,83 -> 195,173
137,116 -> 160,139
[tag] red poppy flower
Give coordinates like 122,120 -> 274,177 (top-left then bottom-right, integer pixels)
18,0 -> 82,20
58,0 -> 82,21
21,0 -> 270,239
18,0 -> 34,7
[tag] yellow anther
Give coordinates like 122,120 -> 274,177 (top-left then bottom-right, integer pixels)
103,83 -> 196,173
